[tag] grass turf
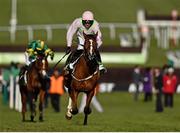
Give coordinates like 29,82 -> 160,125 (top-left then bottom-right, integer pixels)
1,92 -> 180,131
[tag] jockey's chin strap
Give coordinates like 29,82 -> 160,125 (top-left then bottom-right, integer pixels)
71,53 -> 99,82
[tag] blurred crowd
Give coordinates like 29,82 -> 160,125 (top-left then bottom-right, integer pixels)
131,63 -> 178,112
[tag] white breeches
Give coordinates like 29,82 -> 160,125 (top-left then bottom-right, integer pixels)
24,52 -> 35,66
77,36 -> 84,50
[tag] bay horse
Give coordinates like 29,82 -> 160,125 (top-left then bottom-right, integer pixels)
19,53 -> 49,122
64,32 -> 100,125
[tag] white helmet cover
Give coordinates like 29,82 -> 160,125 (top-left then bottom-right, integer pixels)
82,11 -> 94,20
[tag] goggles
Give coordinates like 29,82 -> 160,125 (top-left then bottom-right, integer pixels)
82,20 -> 94,26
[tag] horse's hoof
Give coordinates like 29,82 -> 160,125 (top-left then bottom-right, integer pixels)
84,107 -> 92,114
65,114 -> 72,120
71,108 -> 78,115
65,110 -> 72,120
83,122 -> 88,126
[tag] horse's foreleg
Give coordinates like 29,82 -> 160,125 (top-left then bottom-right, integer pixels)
84,91 -> 94,114
70,90 -> 79,115
39,90 -> 45,122
83,90 -> 95,125
65,97 -> 73,120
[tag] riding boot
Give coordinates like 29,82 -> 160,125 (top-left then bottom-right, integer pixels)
95,51 -> 107,75
67,50 -> 83,72
19,65 -> 28,85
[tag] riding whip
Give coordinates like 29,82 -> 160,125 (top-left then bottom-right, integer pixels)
52,53 -> 69,70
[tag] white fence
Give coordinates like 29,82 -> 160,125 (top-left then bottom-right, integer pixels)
0,23 -> 139,43
9,75 -> 22,112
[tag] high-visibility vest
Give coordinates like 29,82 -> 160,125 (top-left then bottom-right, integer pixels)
49,76 -> 64,95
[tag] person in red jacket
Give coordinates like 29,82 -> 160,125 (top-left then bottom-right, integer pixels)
49,69 -> 64,112
163,67 -> 177,107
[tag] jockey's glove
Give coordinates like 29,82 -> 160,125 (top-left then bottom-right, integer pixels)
65,47 -> 71,54
50,52 -> 54,60
47,50 -> 54,60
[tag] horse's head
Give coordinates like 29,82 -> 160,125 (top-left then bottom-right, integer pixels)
83,32 -> 98,61
34,53 -> 49,77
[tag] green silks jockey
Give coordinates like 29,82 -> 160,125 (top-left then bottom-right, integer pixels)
26,40 -> 54,63
19,40 -> 54,83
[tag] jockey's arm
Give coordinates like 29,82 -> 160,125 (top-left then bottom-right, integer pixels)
26,48 -> 34,56
44,47 -> 54,60
95,24 -> 103,48
66,18 -> 79,47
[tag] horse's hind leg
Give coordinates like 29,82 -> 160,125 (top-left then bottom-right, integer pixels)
21,91 -> 27,122
30,99 -> 36,122
39,90 -> 45,122
29,92 -> 36,122
83,90 -> 95,125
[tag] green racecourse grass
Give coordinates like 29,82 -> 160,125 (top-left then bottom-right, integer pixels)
1,92 -> 180,131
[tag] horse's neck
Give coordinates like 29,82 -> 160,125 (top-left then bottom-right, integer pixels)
76,56 -> 90,75
75,56 -> 92,76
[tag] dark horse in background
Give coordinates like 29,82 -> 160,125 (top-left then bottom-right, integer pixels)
63,32 -> 100,125
19,53 -> 49,122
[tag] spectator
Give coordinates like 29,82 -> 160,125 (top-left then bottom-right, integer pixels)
49,69 -> 64,112
1,66 -> 11,105
132,65 -> 142,101
10,62 -> 20,78
163,67 -> 177,107
154,67 -> 163,112
142,67 -> 153,102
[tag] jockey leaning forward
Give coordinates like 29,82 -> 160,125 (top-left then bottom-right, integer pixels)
19,40 -> 54,81
65,10 -> 107,75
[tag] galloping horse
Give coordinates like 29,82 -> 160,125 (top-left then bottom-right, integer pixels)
19,53 -> 49,122
64,32 -> 100,125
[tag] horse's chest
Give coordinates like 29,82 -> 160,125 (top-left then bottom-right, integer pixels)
27,78 -> 42,89
73,81 -> 94,91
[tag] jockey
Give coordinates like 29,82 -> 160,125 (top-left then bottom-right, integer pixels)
25,40 -> 54,66
19,40 -> 54,80
65,10 -> 107,74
